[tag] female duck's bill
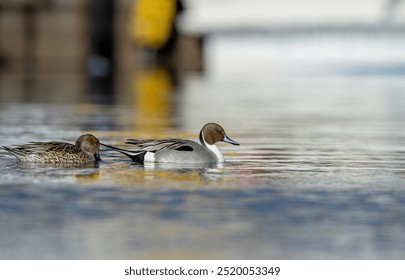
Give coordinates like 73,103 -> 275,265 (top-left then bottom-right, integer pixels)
101,122 -> 239,164
1,134 -> 101,164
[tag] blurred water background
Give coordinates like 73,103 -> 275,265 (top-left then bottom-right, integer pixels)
1,0 -> 405,259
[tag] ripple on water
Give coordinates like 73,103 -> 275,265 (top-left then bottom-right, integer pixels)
1,77 -> 405,258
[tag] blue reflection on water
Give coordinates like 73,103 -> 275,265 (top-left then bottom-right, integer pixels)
1,183 -> 405,259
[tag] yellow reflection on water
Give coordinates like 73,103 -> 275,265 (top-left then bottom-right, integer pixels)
76,161 -> 233,188
75,172 -> 100,183
133,66 -> 174,132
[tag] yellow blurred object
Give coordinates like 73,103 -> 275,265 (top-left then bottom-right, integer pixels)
130,0 -> 177,49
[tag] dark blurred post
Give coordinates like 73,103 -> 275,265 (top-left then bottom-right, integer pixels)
87,0 -> 115,104
21,1 -> 39,100
155,0 -> 184,64
0,4 -> 4,70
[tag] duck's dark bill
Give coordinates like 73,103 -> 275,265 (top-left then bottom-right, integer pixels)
223,135 -> 239,145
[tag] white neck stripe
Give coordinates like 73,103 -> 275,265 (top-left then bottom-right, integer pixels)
202,131 -> 224,162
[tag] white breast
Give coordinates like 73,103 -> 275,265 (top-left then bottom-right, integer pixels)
205,143 -> 224,163
144,152 -> 156,162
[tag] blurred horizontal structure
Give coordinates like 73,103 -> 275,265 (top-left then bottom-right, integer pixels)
0,0 -> 201,104
179,0 -> 405,77
180,0 -> 405,33
1,0 -> 90,103
0,0 -> 90,73
0,0 -> 404,104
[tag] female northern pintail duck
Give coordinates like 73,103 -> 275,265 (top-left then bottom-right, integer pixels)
102,123 -> 239,163
1,134 -> 101,164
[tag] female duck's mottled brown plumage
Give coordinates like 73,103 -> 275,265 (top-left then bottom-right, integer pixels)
1,134 -> 101,164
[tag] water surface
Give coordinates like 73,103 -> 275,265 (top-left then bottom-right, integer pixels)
1,74 -> 405,259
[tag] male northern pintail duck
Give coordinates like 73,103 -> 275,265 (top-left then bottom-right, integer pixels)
102,123 -> 239,163
1,134 -> 101,164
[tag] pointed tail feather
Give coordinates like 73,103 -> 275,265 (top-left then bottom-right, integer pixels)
1,146 -> 24,160
100,143 -> 146,163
